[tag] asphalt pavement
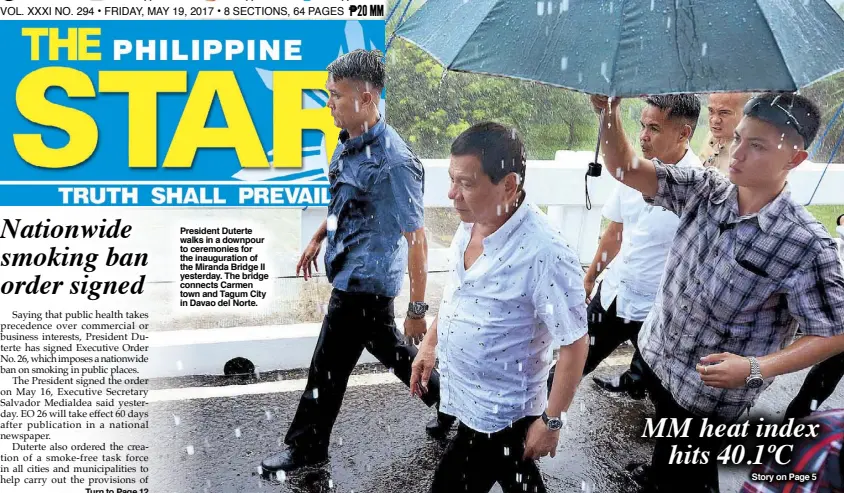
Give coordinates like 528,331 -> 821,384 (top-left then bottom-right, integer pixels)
146,351 -> 844,493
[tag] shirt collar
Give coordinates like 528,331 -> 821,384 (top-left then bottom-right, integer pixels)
339,118 -> 385,155
712,182 -> 792,233
480,192 -> 533,250
676,148 -> 700,168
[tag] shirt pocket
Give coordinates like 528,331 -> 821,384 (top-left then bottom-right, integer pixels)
704,255 -> 782,326
331,159 -> 383,194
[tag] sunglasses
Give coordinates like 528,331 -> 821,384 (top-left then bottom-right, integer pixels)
743,97 -> 809,149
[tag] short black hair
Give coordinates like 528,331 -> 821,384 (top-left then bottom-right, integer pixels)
837,213 -> 844,226
326,49 -> 385,91
743,92 -> 821,149
451,122 -> 526,189
644,94 -> 702,136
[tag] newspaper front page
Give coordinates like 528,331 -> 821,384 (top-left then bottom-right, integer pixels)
0,1 -> 384,491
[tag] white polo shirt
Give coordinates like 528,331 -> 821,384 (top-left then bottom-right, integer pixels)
436,199 -> 588,433
599,149 -> 701,321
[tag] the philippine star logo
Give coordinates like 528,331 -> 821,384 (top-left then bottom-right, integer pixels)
231,21 -> 385,185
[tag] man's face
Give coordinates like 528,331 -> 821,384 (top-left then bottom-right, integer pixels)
447,154 -> 513,224
639,105 -> 688,161
326,77 -> 368,131
728,116 -> 806,188
708,93 -> 746,140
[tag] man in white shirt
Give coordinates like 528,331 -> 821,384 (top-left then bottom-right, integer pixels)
410,122 -> 589,493
583,95 -> 702,399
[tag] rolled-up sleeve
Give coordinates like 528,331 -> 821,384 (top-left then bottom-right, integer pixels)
786,244 -> 844,337
532,247 -> 588,346
644,159 -> 714,216
388,159 -> 425,233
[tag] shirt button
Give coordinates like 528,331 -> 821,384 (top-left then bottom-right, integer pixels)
682,305 -> 689,311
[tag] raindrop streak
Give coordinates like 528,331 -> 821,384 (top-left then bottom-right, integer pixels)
354,99 -> 360,112
312,388 -> 319,399
235,428 -> 242,438
650,0 -> 655,10
278,471 -> 287,482
504,446 -> 510,456
173,415 -> 180,426
265,410 -> 273,420
667,16 -> 672,29
176,360 -> 184,371
547,1 -> 553,15
561,0 -> 569,12
537,1 -> 544,15
600,61 -> 609,83
810,399 -> 818,411
560,56 -> 568,71
327,214 -> 338,232
328,480 -> 334,489
186,445 -> 195,455
701,42 -> 708,56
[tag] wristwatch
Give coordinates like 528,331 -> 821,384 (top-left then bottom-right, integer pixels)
745,356 -> 763,389
407,301 -> 429,319
541,411 -> 564,431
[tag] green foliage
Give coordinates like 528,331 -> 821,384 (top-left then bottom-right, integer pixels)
384,0 -> 844,163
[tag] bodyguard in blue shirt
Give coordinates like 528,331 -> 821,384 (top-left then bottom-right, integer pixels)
261,49 -> 445,475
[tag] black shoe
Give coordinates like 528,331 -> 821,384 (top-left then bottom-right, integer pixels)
261,447 -> 328,475
426,412 -> 456,439
593,374 -> 646,400
626,462 -> 655,489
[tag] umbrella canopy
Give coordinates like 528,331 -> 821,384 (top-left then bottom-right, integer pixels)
395,0 -> 844,96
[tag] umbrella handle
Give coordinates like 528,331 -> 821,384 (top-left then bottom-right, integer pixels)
587,109 -> 605,177
585,109 -> 605,210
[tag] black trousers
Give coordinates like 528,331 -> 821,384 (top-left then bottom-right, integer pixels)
430,416 -> 547,493
785,351 -> 844,420
640,360 -> 729,493
547,282 -> 646,387
284,288 -> 440,453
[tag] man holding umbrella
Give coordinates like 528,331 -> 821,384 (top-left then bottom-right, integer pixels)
582,94 -> 702,400
590,92 -> 844,492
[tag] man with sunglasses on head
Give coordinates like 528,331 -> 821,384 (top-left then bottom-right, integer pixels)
590,92 -> 844,493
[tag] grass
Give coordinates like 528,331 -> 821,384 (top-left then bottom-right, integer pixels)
807,205 -> 844,236
598,205 -> 843,237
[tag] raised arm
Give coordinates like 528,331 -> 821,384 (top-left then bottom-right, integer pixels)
590,95 -> 658,197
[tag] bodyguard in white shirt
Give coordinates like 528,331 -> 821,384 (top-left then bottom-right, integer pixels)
581,95 -> 702,398
410,122 -> 589,493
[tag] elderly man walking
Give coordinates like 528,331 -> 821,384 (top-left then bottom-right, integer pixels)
411,122 -> 589,493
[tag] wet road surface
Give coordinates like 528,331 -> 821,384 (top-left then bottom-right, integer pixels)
147,353 -> 844,493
